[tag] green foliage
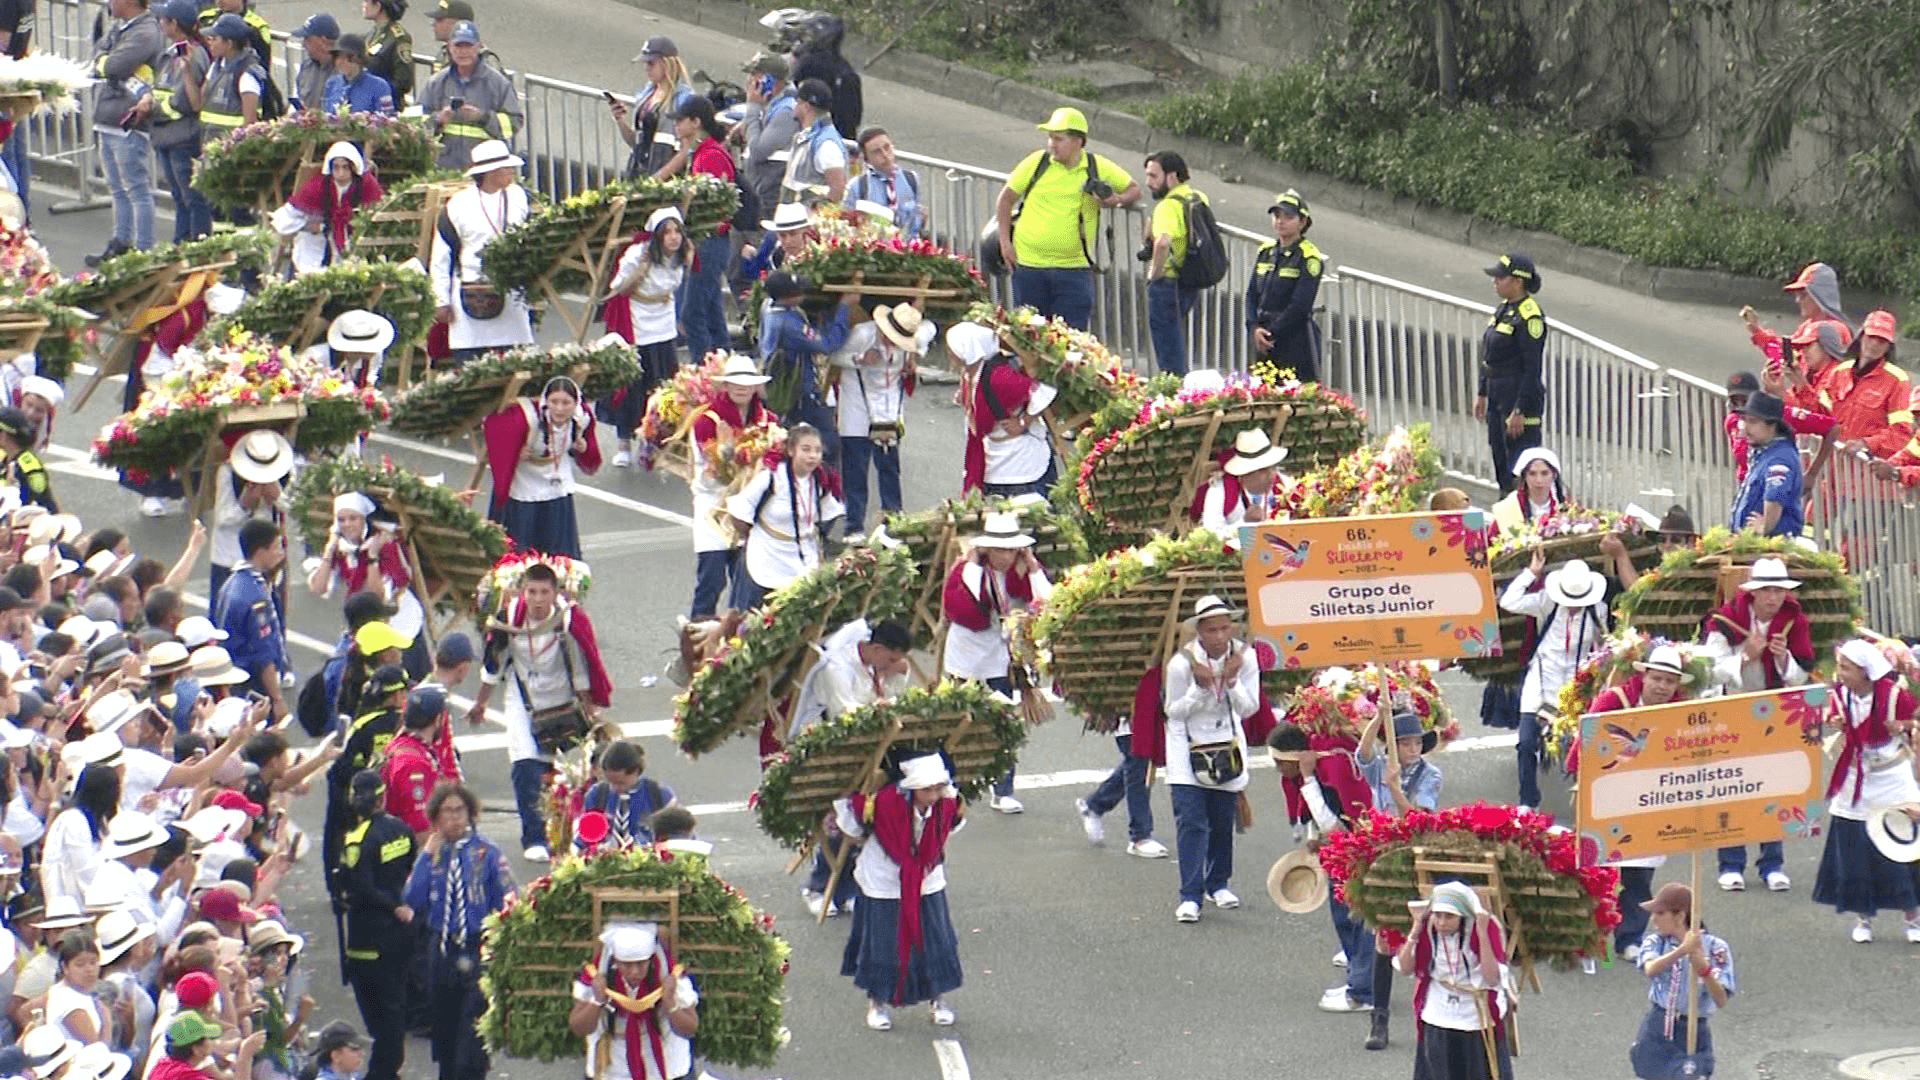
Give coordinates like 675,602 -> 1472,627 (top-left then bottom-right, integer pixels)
1146,67 -> 1920,304
1041,77 -> 1103,102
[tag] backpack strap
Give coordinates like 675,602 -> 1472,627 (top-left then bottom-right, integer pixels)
978,355 -> 1014,422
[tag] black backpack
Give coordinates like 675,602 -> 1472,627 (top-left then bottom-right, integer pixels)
730,166 -> 762,234
1175,192 -> 1229,290
254,62 -> 289,122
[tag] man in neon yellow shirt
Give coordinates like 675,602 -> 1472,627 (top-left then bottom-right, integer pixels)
992,107 -> 1140,330
1144,150 -> 1205,374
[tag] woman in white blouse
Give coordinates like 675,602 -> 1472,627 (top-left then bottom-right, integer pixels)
40,762 -> 122,905
45,929 -> 111,1046
727,424 -> 844,611
1,726 -> 50,850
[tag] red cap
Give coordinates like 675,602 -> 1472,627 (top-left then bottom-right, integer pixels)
1864,309 -> 1898,342
212,789 -> 265,817
575,810 -> 609,844
1788,319 -> 1851,350
197,889 -> 259,924
174,970 -> 218,1009
1783,263 -> 1821,291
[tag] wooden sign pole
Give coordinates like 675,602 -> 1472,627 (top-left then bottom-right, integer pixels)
1686,852 -> 1701,1056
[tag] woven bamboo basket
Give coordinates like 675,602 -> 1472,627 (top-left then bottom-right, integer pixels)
1456,526 -> 1662,683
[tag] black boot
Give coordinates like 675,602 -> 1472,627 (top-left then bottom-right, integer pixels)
84,238 -> 130,268
1365,1010 -> 1389,1050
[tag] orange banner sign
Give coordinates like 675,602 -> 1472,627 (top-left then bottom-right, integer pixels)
1239,510 -> 1500,672
1577,686 -> 1829,863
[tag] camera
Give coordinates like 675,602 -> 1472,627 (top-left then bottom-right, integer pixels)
1084,178 -> 1114,200
1135,239 -> 1153,264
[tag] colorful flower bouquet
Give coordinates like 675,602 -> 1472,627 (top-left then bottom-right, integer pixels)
481,175 -> 737,296
475,550 -> 592,618
0,54 -> 92,115
0,218 -> 58,294
1070,369 -> 1367,540
388,338 -> 640,440
290,455 -> 507,614
1288,661 -> 1458,746
1031,528 -> 1310,729
673,544 -> 919,757
1274,424 -> 1440,520
964,301 -> 1147,424
1616,526 -> 1860,659
193,112 -> 440,212
478,845 -> 789,1068
1544,631 -> 1717,777
91,330 -> 389,476
1455,506 -> 1662,685
741,226 -> 987,340
639,352 -> 786,484
1320,802 -> 1619,964
754,681 -> 1026,848
200,258 -> 436,356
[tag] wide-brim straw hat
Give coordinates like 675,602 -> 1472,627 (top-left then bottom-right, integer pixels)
1267,848 -> 1328,914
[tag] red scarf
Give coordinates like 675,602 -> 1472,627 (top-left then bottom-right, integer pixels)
1409,920 -> 1509,1042
576,943 -> 678,1080
1827,676 -> 1914,802
1702,592 -> 1813,689
1127,662 -> 1280,767
852,785 -> 959,1001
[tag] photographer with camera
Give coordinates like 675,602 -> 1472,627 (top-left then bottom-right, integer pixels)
991,107 -> 1139,331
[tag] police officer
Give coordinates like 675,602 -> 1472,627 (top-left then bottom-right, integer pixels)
1474,252 -> 1548,493
1245,189 -> 1324,383
0,408 -> 54,510
336,768 -> 417,1080
324,663 -> 410,882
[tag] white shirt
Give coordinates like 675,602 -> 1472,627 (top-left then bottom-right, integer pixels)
3,788 -> 44,847
210,465 -> 281,569
981,382 -> 1056,486
571,972 -> 699,1080
610,244 -> 684,347
39,808 -> 100,905
1162,639 -> 1259,791
1702,629 -> 1808,693
47,979 -> 105,1042
118,746 -> 173,813
832,323 -> 912,437
507,400 -> 589,505
835,791 -> 964,898
788,620 -> 908,739
482,606 -> 589,762
1498,568 -> 1609,713
105,971 -> 155,1059
687,428 -> 736,555
1394,929 -> 1509,1032
431,183 -> 535,351
729,465 -> 844,591
941,562 -> 1051,681
1828,684 -> 1920,819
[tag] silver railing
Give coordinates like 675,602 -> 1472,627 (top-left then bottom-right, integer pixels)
24,6 -> 1920,635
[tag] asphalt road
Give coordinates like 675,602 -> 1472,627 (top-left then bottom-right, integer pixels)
24,3 -> 1920,1076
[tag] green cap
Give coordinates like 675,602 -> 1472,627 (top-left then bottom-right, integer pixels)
167,1010 -> 218,1047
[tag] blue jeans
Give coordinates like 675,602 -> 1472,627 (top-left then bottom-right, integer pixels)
509,757 -> 553,851
984,675 -> 1017,797
1147,278 -> 1198,375
1010,265 -> 1096,330
691,549 -> 742,619
1330,896 -> 1376,1006
840,434 -> 901,535
155,142 -> 212,241
681,232 -> 732,360
98,129 -> 156,250
1084,734 -> 1153,842
730,572 -> 765,614
1169,784 -> 1236,904
1614,865 -> 1655,954
1716,841 -> 1783,878
1516,706 -> 1542,808
1,125 -> 28,223
806,832 -> 860,906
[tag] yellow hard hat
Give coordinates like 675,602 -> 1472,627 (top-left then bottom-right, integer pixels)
1036,107 -> 1089,135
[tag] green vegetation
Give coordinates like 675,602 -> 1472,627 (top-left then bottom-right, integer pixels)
1145,67 -> 1920,304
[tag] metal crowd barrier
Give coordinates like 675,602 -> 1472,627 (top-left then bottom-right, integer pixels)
25,5 -> 1920,635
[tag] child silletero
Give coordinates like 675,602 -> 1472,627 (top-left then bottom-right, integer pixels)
1629,883 -> 1733,1079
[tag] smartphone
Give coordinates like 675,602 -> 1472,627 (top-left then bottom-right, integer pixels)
449,97 -> 465,111
602,90 -> 617,104
755,74 -> 775,96
246,689 -> 268,706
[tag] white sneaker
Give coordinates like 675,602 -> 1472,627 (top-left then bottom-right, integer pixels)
612,449 -> 632,468
1580,956 -> 1597,975
989,794 -> 1024,814
1317,988 -> 1368,1013
1904,919 -> 1920,944
1174,901 -> 1201,923
1209,888 -> 1241,910
1852,920 -> 1873,944
1127,838 -> 1170,859
930,1002 -> 955,1026
866,1003 -> 892,1031
1076,799 -> 1104,844
1765,871 -> 1791,892
140,497 -> 169,517
1717,871 -> 1745,891
1332,950 -> 1348,968
1515,804 -> 1535,815
1620,944 -> 1641,965
523,844 -> 551,863
802,890 -> 826,918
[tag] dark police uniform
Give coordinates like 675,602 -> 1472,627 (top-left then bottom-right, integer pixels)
7,448 -> 55,510
339,807 -> 417,1080
1477,252 -> 1547,492
324,704 -> 401,882
1245,189 -> 1324,383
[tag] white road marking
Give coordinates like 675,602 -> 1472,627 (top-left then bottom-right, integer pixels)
933,1038 -> 971,1080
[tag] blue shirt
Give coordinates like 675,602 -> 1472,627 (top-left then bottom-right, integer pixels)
844,166 -> 923,237
574,777 -> 676,851
404,830 -> 515,942
1728,435 -> 1802,536
1358,752 -> 1442,813
212,564 -> 289,687
1640,931 -> 1734,1016
757,302 -> 852,399
322,70 -> 395,115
